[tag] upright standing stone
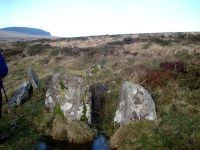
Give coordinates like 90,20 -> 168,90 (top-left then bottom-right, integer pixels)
28,68 -> 40,89
45,73 -> 91,122
114,81 -> 157,125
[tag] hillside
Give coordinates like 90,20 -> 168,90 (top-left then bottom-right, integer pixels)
0,30 -> 53,43
1,27 -> 51,36
0,32 -> 200,149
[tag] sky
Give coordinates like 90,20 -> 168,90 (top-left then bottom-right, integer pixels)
0,0 -> 200,37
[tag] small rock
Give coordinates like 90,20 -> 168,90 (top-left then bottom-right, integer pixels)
9,82 -> 32,105
107,90 -> 111,94
88,64 -> 103,77
111,81 -> 116,84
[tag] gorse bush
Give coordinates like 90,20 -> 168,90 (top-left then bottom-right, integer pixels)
150,37 -> 171,46
123,37 -> 134,44
1,48 -> 24,61
173,51 -> 200,90
177,65 -> 200,90
49,47 -> 60,56
60,46 -> 81,57
160,61 -> 186,73
187,34 -> 200,42
27,44 -> 51,56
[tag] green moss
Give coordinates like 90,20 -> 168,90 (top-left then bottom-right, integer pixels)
59,79 -> 67,90
99,84 -> 119,136
90,80 -> 120,136
54,104 -> 65,119
81,101 -> 88,122
80,81 -> 89,122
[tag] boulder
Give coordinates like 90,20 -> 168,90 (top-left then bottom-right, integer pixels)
45,73 -> 91,122
9,82 -> 32,105
28,68 -> 40,89
114,81 -> 157,125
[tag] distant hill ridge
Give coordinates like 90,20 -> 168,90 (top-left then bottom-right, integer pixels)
0,27 -> 51,36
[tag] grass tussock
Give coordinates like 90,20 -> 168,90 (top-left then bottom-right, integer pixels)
43,114 -> 94,144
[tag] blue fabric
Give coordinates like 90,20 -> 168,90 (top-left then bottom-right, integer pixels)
0,53 -> 8,88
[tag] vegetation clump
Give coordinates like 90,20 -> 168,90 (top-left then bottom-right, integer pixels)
26,44 -> 51,56
110,113 -> 200,150
43,114 -> 94,143
160,61 -> 186,73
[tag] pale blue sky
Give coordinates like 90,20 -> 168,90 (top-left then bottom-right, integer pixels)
0,0 -> 200,37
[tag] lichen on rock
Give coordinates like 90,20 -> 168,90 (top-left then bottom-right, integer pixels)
114,81 -> 157,125
45,73 -> 91,122
44,73 -> 94,143
9,82 -> 33,105
28,67 -> 40,89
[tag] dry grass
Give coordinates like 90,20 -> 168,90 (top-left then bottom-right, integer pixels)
44,114 -> 94,144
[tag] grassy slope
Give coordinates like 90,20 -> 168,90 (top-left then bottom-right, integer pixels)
0,33 -> 200,149
0,87 -> 45,149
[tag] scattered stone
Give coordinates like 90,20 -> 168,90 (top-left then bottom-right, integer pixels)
9,82 -> 32,105
107,90 -> 112,94
111,81 -> 116,84
88,64 -> 103,77
45,73 -> 91,122
28,68 -> 40,89
114,81 -> 157,125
